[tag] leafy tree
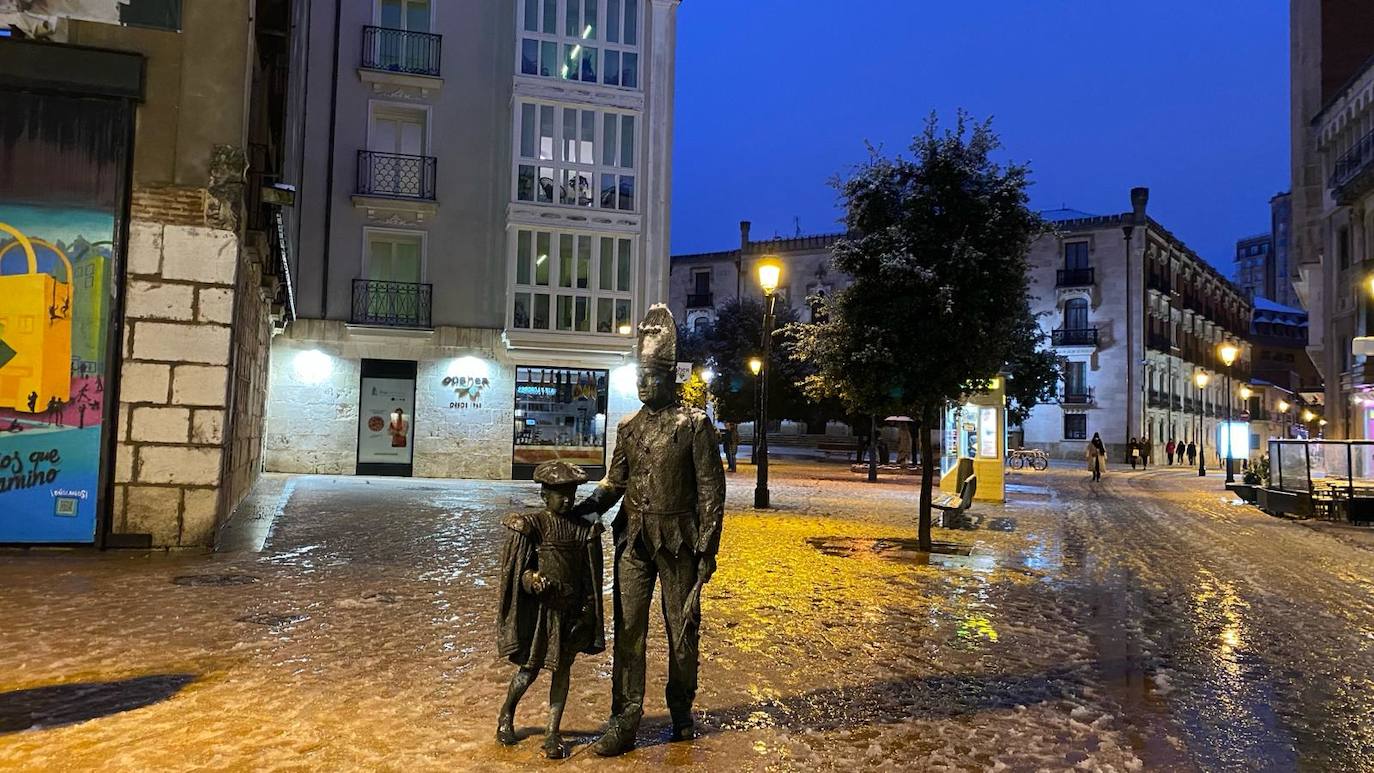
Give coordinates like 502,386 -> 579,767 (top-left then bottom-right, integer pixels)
679,370 -> 710,410
676,297 -> 808,424
790,113 -> 1056,551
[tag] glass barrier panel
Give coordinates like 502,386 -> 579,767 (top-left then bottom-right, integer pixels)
1277,442 -> 1309,493
1354,443 -> 1374,488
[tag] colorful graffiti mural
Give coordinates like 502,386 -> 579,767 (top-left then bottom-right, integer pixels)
0,207 -> 116,542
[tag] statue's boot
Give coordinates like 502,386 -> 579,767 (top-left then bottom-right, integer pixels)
541,733 -> 566,759
495,714 -> 519,746
669,708 -> 695,742
590,717 -> 637,757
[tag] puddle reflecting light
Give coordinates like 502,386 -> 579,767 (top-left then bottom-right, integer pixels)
293,349 -> 334,384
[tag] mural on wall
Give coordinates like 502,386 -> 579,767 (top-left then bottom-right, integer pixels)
0,91 -> 126,543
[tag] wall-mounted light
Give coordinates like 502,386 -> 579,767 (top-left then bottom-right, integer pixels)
611,364 -> 637,395
447,355 -> 490,379
293,349 -> 334,384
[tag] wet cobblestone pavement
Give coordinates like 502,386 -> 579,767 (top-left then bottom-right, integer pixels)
3,462 -> 1374,771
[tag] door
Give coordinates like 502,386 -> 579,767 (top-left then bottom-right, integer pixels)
357,359 -> 418,477
377,0 -> 432,72
369,109 -> 426,196
365,232 -> 423,325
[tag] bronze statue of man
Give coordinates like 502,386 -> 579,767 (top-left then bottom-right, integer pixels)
574,304 -> 726,756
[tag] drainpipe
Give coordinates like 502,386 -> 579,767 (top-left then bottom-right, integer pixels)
320,0 -> 342,317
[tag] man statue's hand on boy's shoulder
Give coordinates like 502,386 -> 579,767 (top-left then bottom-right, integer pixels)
521,570 -> 552,595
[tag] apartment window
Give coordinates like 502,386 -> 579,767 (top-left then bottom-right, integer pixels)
512,228 -> 633,334
1065,361 -> 1087,395
1064,241 -> 1090,269
1064,414 -> 1087,440
519,0 -> 640,88
1064,298 -> 1088,330
379,0 -> 430,32
516,102 -> 636,211
1339,226 -> 1351,270
366,230 -> 424,284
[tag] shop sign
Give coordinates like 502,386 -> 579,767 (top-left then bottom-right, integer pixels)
675,362 -> 692,384
443,375 -> 489,410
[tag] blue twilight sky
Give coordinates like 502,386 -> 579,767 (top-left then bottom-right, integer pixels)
670,0 -> 1290,275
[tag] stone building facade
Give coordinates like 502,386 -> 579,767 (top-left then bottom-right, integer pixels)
0,3 -> 292,547
668,222 -> 847,330
263,0 -> 682,481
1289,0 -> 1374,439
1021,190 -> 1254,463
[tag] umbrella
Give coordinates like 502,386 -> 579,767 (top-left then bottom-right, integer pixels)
884,416 -> 914,422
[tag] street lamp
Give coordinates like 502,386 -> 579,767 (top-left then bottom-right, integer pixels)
754,256 -> 783,509
748,356 -> 762,464
1195,370 -> 1210,477
1218,342 -> 1239,483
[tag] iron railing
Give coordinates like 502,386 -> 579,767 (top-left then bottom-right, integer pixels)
1332,128 -> 1374,192
361,26 -> 442,77
351,279 -> 432,328
357,150 -> 437,200
1056,268 -> 1094,287
686,292 -> 713,308
1052,327 -> 1098,347
1059,387 -> 1094,405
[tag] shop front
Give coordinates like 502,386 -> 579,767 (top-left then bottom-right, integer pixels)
264,324 -> 637,482
511,366 -> 609,480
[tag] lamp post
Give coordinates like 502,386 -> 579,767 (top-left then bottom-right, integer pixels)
748,357 -> 762,464
1277,399 -> 1290,439
1195,370 -> 1210,477
754,256 -> 783,509
1122,217 -> 1136,449
1218,342 -> 1239,483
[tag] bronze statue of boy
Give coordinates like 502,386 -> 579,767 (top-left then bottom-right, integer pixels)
496,460 -> 605,759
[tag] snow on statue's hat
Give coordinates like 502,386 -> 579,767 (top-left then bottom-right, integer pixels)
533,460 -> 589,488
636,304 -> 677,373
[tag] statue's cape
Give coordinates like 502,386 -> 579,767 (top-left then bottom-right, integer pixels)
496,513 -> 606,663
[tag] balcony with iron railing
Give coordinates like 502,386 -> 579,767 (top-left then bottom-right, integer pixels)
357,150 -> 437,200
1331,128 -> 1374,202
1147,271 -> 1172,296
361,26 -> 442,77
1059,387 -> 1094,406
1052,327 -> 1098,347
1056,267 -> 1094,288
351,279 -> 433,329
686,292 -> 713,308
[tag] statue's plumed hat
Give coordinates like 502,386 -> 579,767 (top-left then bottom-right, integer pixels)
533,460 -> 589,488
636,304 -> 677,372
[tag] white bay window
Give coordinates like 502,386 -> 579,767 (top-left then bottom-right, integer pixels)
519,0 -> 640,89
516,101 -> 636,211
511,227 -> 634,335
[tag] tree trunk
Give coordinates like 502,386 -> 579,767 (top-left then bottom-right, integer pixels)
867,414 -> 878,482
917,403 -> 936,552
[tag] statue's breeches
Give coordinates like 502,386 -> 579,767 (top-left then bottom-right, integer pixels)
609,535 -> 699,727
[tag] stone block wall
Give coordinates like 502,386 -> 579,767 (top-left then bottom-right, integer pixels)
113,218 -> 238,547
224,242 -> 273,517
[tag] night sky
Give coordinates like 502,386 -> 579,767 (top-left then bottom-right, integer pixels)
670,0 -> 1290,275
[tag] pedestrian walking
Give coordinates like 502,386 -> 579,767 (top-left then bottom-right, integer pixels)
896,422 -> 913,466
1140,437 -> 1152,469
722,421 -> 739,472
1085,432 -> 1107,481
1166,438 -> 1177,466
1127,437 -> 1140,470
1186,440 -> 1197,465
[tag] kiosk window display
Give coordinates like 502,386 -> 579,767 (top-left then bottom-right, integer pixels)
512,366 -> 608,479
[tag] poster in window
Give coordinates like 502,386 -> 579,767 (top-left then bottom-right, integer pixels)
358,377 -> 415,465
978,407 -> 997,458
0,92 -> 129,543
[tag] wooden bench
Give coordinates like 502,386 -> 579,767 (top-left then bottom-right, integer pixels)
933,474 -> 978,529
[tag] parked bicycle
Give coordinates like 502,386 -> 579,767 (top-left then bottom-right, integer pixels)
1007,448 -> 1050,470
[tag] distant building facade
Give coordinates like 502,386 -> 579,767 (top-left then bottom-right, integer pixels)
1234,233 -> 1272,301
1269,191 -> 1301,308
1021,189 -> 1254,463
668,221 -> 847,330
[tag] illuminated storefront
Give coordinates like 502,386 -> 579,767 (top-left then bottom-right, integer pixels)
512,367 -> 609,480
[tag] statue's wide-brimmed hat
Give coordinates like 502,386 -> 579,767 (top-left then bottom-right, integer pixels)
534,460 -> 589,487
637,304 -> 677,373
